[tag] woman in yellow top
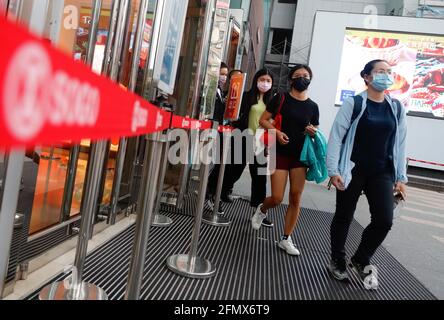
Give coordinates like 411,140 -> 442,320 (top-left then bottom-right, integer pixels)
222,68 -> 275,227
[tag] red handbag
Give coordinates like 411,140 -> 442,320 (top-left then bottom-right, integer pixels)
261,93 -> 285,147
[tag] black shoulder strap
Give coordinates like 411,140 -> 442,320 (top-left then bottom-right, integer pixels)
351,95 -> 363,123
342,95 -> 363,144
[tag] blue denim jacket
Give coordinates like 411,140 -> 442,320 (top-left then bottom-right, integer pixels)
326,91 -> 408,189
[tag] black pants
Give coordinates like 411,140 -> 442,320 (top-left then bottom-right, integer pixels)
330,167 -> 394,266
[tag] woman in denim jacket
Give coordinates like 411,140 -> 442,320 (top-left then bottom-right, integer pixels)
326,60 -> 408,288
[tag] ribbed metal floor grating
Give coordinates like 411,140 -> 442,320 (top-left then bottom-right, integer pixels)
25,197 -> 436,300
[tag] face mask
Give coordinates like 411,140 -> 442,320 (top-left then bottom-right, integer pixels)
371,73 -> 394,92
218,75 -> 227,87
257,81 -> 272,93
291,77 -> 311,92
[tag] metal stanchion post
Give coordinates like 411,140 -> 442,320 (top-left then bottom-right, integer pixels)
202,128 -> 231,227
61,0 -> 103,221
152,129 -> 173,228
39,0 -> 108,300
166,127 -> 217,278
109,0 -> 151,225
60,145 -> 80,221
123,0 -> 167,299
0,151 -> 25,297
125,132 -> 164,300
177,0 -> 217,209
39,141 -> 108,300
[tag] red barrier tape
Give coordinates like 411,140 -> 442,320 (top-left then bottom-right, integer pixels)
218,125 -> 234,133
0,18 -> 237,149
171,115 -> 212,130
407,158 -> 444,167
0,17 -> 175,148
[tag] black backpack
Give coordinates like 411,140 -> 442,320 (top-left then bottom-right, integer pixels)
342,95 -> 403,144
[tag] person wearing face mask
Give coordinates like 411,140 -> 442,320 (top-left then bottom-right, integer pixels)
212,62 -> 229,124
206,69 -> 245,206
210,69 -> 275,226
255,64 -> 320,254
326,60 -> 408,289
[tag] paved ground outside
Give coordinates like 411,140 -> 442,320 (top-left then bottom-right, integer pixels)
232,167 -> 444,299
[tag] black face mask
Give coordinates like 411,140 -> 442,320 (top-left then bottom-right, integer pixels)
291,77 -> 311,92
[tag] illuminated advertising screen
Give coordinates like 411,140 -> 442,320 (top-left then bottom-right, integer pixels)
336,29 -> 444,119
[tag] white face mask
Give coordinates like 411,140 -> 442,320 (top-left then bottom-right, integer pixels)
218,75 -> 227,87
257,81 -> 272,93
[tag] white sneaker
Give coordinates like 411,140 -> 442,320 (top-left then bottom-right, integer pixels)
251,205 -> 266,230
278,236 -> 301,256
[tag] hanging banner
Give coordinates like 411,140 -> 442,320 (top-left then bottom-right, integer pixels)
0,17 -> 171,149
223,73 -> 246,121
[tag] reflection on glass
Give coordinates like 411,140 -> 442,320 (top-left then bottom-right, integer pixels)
28,0 -> 112,234
29,146 -> 68,235
201,0 -> 230,119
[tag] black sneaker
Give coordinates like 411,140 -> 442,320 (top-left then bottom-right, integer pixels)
349,257 -> 379,290
329,258 -> 349,281
261,217 -> 274,228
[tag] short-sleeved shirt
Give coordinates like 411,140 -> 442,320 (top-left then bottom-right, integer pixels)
248,99 -> 266,134
266,93 -> 320,157
351,99 -> 396,174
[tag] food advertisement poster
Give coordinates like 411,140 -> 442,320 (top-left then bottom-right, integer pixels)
336,28 -> 444,119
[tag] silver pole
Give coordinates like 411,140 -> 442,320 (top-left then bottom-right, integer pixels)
125,133 -> 163,300
61,0 -> 103,222
189,142 -> 211,259
109,0 -> 151,225
40,0 -> 122,300
128,0 -> 166,212
60,145 -> 80,221
177,0 -> 217,208
0,151 -> 25,297
124,0 -> 166,300
202,129 -> 231,227
278,38 -> 287,92
40,140 -> 109,300
222,16 -> 233,63
128,0 -> 151,92
101,0 -> 120,76
166,127 -> 217,278
151,132 -> 173,227
72,141 -> 108,292
109,0 -> 131,82
86,0 -> 103,65
93,0 -> 130,230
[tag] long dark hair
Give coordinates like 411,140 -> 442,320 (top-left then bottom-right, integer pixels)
246,68 -> 274,107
